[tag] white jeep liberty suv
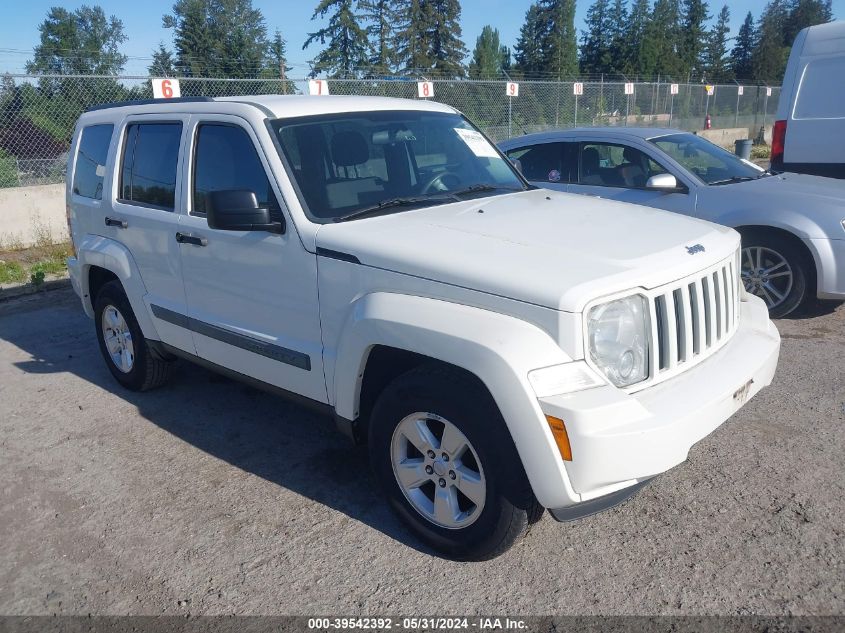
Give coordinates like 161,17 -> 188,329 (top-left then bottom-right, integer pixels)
66,95 -> 781,560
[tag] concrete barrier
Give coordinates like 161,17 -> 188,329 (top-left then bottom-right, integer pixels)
0,183 -> 67,247
695,127 -> 750,146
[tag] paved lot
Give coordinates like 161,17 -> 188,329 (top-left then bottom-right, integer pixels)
0,288 -> 843,616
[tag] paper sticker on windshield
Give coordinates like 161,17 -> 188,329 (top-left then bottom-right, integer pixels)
454,128 -> 499,158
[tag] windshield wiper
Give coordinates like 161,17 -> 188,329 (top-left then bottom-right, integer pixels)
449,183 -> 523,198
710,176 -> 756,186
334,195 -> 453,223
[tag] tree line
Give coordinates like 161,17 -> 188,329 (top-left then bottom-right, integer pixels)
18,0 -> 835,83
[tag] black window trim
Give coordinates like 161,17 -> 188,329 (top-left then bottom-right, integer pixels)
72,123 -> 115,201
189,119 -> 283,219
116,119 -> 184,212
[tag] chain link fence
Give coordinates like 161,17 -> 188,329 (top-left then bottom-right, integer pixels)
0,73 -> 781,188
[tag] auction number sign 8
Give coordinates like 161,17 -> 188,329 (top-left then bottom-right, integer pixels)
152,78 -> 181,99
418,81 -> 434,99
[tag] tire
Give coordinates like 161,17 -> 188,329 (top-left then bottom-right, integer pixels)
740,233 -> 811,318
368,364 -> 541,560
94,280 -> 172,391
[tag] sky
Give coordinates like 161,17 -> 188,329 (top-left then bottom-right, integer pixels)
0,0 -> 841,76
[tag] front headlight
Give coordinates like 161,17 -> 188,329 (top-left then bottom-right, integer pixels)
587,294 -> 649,388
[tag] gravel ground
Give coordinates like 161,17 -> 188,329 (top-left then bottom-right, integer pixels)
0,288 -> 843,616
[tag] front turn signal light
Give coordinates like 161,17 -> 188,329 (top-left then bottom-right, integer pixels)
545,415 -> 572,462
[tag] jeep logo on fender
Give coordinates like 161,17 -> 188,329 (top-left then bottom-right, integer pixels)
686,244 -> 706,255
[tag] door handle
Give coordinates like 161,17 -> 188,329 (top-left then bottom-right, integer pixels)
175,232 -> 207,247
105,216 -> 127,228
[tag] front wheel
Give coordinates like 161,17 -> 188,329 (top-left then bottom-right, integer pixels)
740,235 -> 811,318
369,364 -> 541,560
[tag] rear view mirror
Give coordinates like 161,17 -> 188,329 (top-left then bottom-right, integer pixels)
646,174 -> 684,192
206,190 -> 284,233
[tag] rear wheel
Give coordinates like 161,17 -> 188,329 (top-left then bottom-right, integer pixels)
740,234 -> 810,318
369,364 -> 540,560
94,280 -> 172,391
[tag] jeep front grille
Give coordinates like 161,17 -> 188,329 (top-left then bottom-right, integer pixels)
647,254 -> 740,387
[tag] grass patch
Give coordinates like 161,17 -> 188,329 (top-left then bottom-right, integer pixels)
0,261 -> 27,284
0,241 -> 71,286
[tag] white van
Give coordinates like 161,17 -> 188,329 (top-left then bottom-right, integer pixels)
773,21 -> 845,178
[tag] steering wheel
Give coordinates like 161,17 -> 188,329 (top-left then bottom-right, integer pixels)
420,171 -> 462,195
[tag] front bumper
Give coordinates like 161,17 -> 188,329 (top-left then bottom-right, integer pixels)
540,294 -> 780,504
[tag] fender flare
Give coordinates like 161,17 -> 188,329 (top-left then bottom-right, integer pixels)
333,292 -> 581,507
76,234 -> 160,341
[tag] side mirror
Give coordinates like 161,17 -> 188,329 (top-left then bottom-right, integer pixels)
646,173 -> 684,193
206,190 -> 284,233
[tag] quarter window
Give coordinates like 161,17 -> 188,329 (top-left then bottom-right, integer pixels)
119,122 -> 182,210
506,143 -> 575,183
192,124 -> 281,221
72,124 -> 113,200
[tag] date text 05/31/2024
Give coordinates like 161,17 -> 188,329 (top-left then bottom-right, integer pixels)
307,618 -> 528,630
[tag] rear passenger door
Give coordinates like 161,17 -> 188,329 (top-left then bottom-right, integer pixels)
176,115 -> 327,403
105,115 -> 195,353
503,142 -> 576,192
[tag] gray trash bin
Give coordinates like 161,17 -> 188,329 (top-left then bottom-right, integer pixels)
735,139 -> 753,160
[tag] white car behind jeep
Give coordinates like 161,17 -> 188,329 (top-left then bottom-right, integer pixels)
65,95 -> 780,560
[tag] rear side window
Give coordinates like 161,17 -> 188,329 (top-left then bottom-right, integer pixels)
795,56 -> 845,120
506,142 -> 574,183
72,124 -> 113,200
120,122 -> 182,210
192,123 -> 281,220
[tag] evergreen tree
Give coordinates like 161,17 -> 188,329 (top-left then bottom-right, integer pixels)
623,0 -> 651,75
427,0 -> 469,77
702,5 -> 732,81
730,11 -> 755,79
513,3 -> 548,78
580,0 -> 611,75
163,0 -> 269,78
680,0 -> 710,80
751,0 -> 790,81
149,43 -> 176,76
640,0 -> 683,79
538,0 -> 578,79
468,25 -> 509,79
27,6 -> 127,76
164,0 -> 215,77
303,0 -> 369,78
393,0 -> 467,77
394,0 -> 429,72
784,0 -> 834,43
359,0 -> 398,75
262,30 -> 297,92
607,0 -> 629,74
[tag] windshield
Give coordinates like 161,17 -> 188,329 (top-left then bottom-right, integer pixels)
650,133 -> 765,185
270,111 -> 525,222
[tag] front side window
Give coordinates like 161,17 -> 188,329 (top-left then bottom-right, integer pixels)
650,133 -> 764,185
192,123 -> 281,221
120,122 -> 182,210
578,142 -> 667,188
270,111 -> 525,222
73,124 -> 113,200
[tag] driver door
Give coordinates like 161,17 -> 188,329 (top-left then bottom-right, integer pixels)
569,141 -> 696,216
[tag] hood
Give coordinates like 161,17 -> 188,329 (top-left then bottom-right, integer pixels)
316,189 -> 739,312
737,172 -> 845,203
